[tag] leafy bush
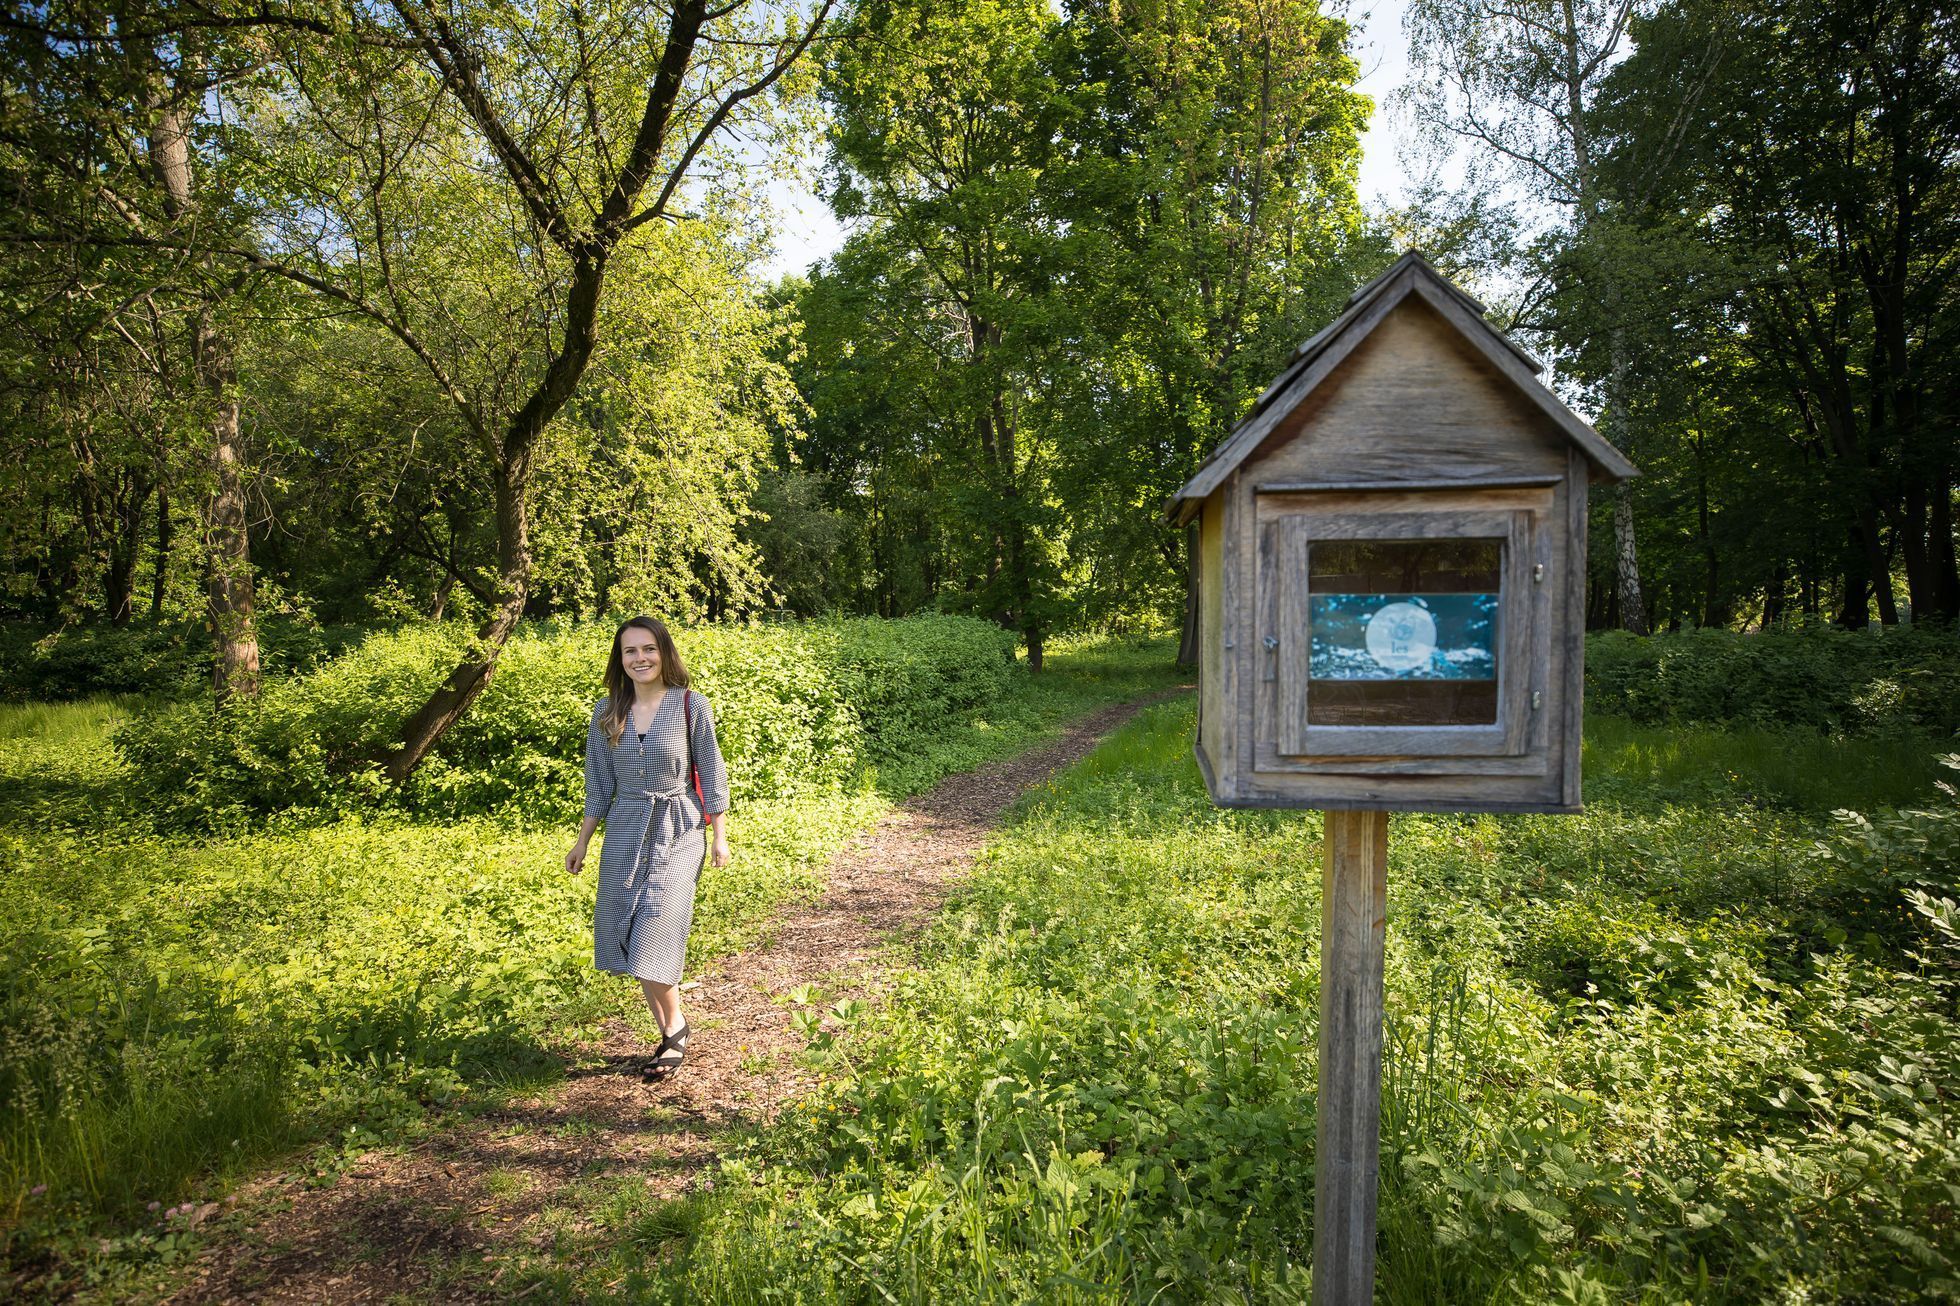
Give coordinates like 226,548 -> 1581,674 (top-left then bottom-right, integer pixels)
1586,624 -> 1960,734
118,615 -> 1019,827
0,619 -> 368,703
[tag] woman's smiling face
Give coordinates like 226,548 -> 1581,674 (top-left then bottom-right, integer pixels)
621,627 -> 662,685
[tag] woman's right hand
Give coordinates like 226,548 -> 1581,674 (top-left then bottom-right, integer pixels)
565,842 -> 587,875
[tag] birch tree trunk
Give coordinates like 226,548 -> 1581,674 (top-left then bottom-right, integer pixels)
149,74 -> 260,704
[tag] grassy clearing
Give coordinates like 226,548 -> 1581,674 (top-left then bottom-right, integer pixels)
1583,713 -> 1946,811
0,634 -> 1184,1296
634,710 -> 1958,1303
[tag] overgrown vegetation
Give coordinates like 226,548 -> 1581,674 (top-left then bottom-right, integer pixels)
1588,624 -> 1960,734
630,706 -> 1958,1303
0,629 -> 1183,1295
6,620 -> 1957,1298
119,615 -> 1019,828
0,619 -> 369,704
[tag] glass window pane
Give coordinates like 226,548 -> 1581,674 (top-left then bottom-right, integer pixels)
1306,539 -> 1502,727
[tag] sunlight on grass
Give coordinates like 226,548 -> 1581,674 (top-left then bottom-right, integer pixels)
652,699 -> 1960,1303
0,631 -> 1188,1298
1585,713 -> 1949,811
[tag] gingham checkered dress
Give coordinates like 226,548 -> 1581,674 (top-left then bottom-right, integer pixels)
584,689 -> 729,984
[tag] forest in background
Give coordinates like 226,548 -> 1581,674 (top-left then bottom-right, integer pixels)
1,0 -> 1954,723
3,3 -> 1959,1297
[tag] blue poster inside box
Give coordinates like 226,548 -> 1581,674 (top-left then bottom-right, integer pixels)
1309,593 -> 1498,681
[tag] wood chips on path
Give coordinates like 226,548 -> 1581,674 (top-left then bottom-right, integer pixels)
165,691 -> 1182,1304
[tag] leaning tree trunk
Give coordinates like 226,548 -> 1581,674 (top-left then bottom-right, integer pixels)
384,453 -> 533,783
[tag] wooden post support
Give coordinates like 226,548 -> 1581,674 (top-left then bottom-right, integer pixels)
1314,808 -> 1388,1304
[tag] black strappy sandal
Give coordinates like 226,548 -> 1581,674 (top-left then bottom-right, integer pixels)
644,1023 -> 690,1082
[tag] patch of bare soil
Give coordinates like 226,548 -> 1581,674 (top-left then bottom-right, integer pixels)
166,692 -> 1182,1304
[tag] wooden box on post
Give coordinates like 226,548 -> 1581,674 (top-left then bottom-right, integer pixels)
1173,252 -> 1637,814
1169,252 -> 1635,1304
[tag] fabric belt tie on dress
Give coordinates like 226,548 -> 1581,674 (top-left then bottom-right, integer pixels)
611,785 -> 697,962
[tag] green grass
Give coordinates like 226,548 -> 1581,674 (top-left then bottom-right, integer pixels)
0,635 -> 1186,1296
12,638 -> 1950,1301
633,708 -> 1959,1303
1584,712 -> 1949,811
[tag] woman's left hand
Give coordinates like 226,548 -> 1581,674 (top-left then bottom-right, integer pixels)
711,836 -> 731,868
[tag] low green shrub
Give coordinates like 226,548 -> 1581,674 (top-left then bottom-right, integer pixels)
0,619 -> 368,702
118,614 -> 1019,827
1586,624 -> 1960,734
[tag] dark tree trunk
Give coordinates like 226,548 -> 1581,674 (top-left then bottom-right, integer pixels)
104,466 -> 152,626
150,482 -> 170,618
1838,541 -> 1871,630
1854,501 -> 1899,626
1763,559 -> 1787,628
1692,429 -> 1723,627
1930,470 -> 1960,623
1176,520 -> 1200,669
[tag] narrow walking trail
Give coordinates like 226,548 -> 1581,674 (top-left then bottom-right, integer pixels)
168,693 -> 1177,1303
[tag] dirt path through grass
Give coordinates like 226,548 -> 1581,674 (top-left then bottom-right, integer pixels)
167,691 -> 1183,1304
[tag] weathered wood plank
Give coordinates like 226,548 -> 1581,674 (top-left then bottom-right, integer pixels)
1249,305 -> 1571,488
1258,486 -> 1552,516
1253,749 -> 1549,776
1239,767 -> 1569,811
1562,448 -> 1590,806
1316,808 -> 1389,1305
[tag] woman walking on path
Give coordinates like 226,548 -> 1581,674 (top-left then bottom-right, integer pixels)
566,616 -> 730,1081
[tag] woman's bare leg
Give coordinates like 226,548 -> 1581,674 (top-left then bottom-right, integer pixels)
639,978 -> 685,1036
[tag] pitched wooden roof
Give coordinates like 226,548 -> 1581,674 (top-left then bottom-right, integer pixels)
1167,252 -> 1638,522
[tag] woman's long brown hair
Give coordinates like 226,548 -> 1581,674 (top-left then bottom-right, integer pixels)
600,616 -> 691,746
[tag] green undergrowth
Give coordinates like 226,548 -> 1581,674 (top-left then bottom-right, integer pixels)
634,710 -> 1958,1303
121,614 -> 1026,829
1587,624 -> 1960,735
0,632 -> 1184,1297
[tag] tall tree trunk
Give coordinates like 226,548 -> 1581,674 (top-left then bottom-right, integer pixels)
1853,500 -> 1899,626
100,464 -> 152,627
1838,532 -> 1871,629
1690,418 -> 1723,628
107,487 -> 143,627
1603,331 -> 1647,635
150,482 -> 171,618
1931,469 -> 1960,623
1611,483 -> 1648,636
1176,520 -> 1200,669
151,70 -> 260,702
196,311 -> 260,703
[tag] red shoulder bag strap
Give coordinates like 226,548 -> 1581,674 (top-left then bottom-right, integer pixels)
683,689 -> 706,812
